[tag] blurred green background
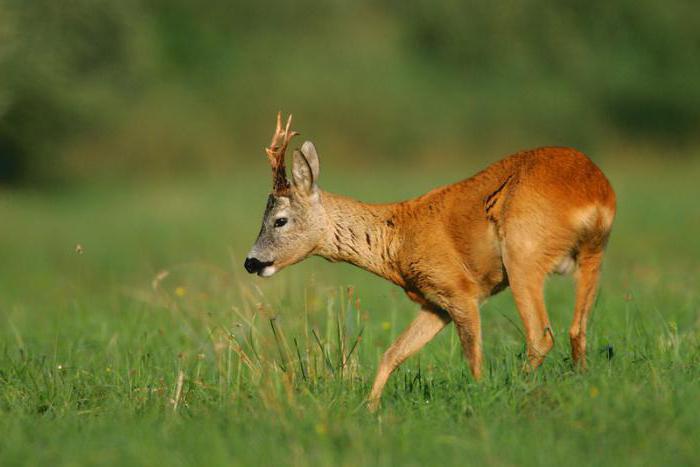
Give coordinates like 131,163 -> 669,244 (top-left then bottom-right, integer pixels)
1,0 -> 699,184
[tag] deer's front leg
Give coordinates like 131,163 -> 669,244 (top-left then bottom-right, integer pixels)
427,279 -> 483,381
448,296 -> 483,380
368,306 -> 451,411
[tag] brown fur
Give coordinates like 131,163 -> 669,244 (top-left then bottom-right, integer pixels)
246,121 -> 616,411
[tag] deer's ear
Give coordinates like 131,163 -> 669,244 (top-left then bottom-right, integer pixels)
300,141 -> 320,182
292,149 -> 316,195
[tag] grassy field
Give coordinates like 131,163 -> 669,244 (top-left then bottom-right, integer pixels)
1,158 -> 699,466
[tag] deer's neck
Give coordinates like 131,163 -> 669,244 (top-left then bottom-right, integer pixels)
315,192 -> 406,286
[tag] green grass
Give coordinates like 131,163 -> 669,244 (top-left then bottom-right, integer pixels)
1,160 -> 699,466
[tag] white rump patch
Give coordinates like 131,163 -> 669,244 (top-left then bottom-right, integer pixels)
571,205 -> 599,230
571,205 -> 615,231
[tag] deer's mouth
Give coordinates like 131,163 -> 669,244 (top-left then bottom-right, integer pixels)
258,264 -> 277,277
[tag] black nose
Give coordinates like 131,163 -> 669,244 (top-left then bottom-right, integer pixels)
244,257 -> 273,274
244,257 -> 262,274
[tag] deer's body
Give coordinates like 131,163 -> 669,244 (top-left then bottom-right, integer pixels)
245,115 -> 616,410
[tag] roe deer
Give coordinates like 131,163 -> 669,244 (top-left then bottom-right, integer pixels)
244,113 -> 616,410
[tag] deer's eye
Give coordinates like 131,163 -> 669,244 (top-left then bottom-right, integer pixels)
274,217 -> 288,228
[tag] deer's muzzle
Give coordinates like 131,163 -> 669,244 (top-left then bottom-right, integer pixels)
244,257 -> 275,276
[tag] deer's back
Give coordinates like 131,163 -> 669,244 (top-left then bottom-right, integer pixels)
413,146 -> 615,231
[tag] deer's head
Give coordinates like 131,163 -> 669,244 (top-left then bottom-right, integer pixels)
244,113 -> 324,277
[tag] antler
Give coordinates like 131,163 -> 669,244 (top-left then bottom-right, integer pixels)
265,112 -> 299,195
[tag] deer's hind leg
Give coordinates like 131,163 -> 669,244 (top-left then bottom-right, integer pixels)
505,263 -> 554,369
502,231 -> 574,369
569,249 -> 604,368
500,205 -> 580,369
